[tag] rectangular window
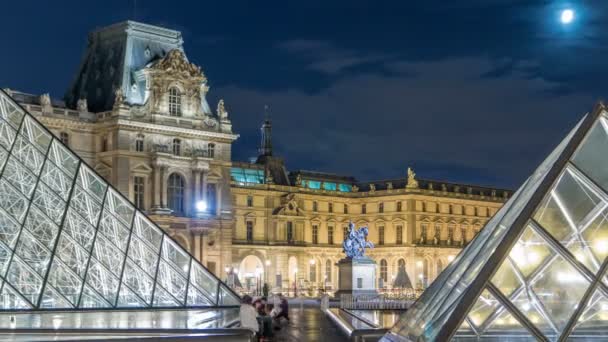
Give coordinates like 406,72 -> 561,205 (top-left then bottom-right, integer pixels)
362,204 -> 366,214
328,226 -> 334,245
312,225 -> 318,244
60,132 -> 69,146
328,203 -> 333,213
246,221 -> 253,242
135,138 -> 144,152
344,204 -> 348,214
101,136 -> 108,152
379,202 -> 384,213
379,226 -> 385,245
397,201 -> 402,212
133,176 -> 145,210
396,225 -> 403,244
287,222 -> 294,242
343,226 -> 348,241
313,201 -> 318,212
309,263 -> 316,282
247,195 -> 253,207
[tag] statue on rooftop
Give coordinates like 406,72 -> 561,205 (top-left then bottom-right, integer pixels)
406,167 -> 419,189
342,222 -> 374,259
295,174 -> 302,186
217,99 -> 229,120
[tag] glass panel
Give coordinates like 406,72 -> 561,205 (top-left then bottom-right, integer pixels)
218,284 -> 240,306
0,147 -> 8,170
46,260 -> 82,306
11,135 -> 44,175
162,237 -> 190,275
190,263 -> 218,302
32,182 -> 66,225
56,235 -> 89,278
490,258 -> 523,298
3,157 -> 37,198
133,212 -> 163,252
117,285 -> 147,308
122,260 -> 154,305
79,285 -> 111,308
481,307 -> 529,336
187,285 -> 214,306
105,188 -> 134,226
0,180 -> 28,223
69,186 -> 102,226
0,93 -> 25,128
6,256 -> 43,306
23,207 -> 59,250
20,116 -> 52,153
530,255 -> 590,333
76,164 -> 106,202
0,242 -> 11,277
152,285 -> 180,307
127,236 -> 159,277
98,210 -> 130,252
572,116 -> 608,193
40,161 -> 72,201
0,121 -> 16,150
467,289 -> 501,329
62,208 -> 95,251
48,140 -> 78,177
534,168 -> 603,242
91,235 -> 125,276
85,259 -> 119,305
509,225 -> 554,278
0,207 -> 23,248
0,283 -> 31,309
156,261 -> 187,305
580,207 -> 608,271
39,286 -> 72,309
569,289 -> 608,337
14,230 -> 52,276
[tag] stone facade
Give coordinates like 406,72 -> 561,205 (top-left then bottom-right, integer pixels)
7,20 -> 510,294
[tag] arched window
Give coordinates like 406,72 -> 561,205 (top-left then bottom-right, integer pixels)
167,173 -> 185,214
59,132 -> 69,146
325,260 -> 332,282
207,143 -> 215,158
168,87 -> 181,116
135,134 -> 144,152
172,138 -> 181,156
380,259 -> 388,283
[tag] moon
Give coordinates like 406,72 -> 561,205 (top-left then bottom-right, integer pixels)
561,9 -> 574,24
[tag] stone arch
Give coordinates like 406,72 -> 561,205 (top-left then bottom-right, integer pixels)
238,254 -> 264,293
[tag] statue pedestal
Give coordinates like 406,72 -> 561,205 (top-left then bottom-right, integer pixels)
335,257 -> 377,297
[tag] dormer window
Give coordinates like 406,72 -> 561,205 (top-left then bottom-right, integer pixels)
168,87 -> 181,117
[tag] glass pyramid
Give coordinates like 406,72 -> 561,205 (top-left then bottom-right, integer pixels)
382,103 -> 608,341
0,89 -> 240,310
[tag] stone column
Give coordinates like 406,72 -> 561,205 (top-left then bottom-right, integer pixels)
201,170 -> 208,203
151,160 -> 170,215
160,165 -> 168,208
153,163 -> 161,208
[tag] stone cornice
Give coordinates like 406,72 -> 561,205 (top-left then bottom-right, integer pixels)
116,119 -> 239,141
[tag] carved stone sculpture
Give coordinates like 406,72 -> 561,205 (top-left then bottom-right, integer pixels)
295,174 -> 302,186
352,185 -> 359,192
40,93 -> 51,107
113,88 -> 124,108
342,222 -> 374,259
77,98 -> 88,112
406,167 -> 419,189
369,183 -> 376,192
386,182 -> 393,190
217,99 -> 229,120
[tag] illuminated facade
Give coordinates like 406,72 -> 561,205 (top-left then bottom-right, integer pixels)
384,105 -> 608,341
7,20 -> 509,295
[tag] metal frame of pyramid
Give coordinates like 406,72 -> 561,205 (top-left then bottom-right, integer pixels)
0,88 -> 240,311
383,103 -> 608,341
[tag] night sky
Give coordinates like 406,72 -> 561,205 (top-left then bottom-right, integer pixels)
1,1 -> 606,189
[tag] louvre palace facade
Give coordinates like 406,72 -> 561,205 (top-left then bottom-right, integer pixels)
6,21 -> 510,294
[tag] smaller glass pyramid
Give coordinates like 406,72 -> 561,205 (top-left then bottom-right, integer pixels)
383,103 -> 608,341
0,89 -> 239,310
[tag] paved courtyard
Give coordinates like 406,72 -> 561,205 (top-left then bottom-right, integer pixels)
271,307 -> 348,342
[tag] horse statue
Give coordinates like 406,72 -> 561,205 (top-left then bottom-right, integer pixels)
342,221 -> 374,259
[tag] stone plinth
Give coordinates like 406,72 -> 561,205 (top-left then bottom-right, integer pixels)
335,257 -> 377,297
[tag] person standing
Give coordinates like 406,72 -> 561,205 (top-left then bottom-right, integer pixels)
239,295 -> 259,335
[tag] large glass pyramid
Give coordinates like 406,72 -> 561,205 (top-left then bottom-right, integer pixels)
0,89 -> 239,310
383,103 -> 608,341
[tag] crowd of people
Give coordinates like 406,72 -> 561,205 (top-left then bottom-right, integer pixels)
239,293 -> 290,340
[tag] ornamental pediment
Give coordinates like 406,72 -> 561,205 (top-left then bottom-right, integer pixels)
272,193 -> 303,216
152,49 -> 205,80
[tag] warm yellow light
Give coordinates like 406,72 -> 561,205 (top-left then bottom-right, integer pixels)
447,255 -> 455,262
527,251 -> 539,263
510,244 -> 524,262
416,261 -> 423,267
595,239 -> 608,254
575,251 -> 585,262
265,260 -> 271,266
309,259 -> 316,265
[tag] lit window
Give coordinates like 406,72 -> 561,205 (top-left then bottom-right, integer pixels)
168,87 -> 181,116
207,143 -> 215,158
246,221 -> 253,242
247,195 -> 253,207
135,135 -> 144,152
133,176 -> 145,209
328,203 -> 333,213
344,204 -> 348,214
167,173 -> 185,214
287,222 -> 294,243
396,225 -> 403,244
379,202 -> 384,213
312,225 -> 318,244
309,261 -> 316,282
380,259 -> 388,283
379,226 -> 385,245
325,260 -> 332,282
59,132 -> 69,146
362,204 -> 366,214
397,201 -> 402,212
313,201 -> 318,212
172,138 -> 181,156
328,226 -> 334,245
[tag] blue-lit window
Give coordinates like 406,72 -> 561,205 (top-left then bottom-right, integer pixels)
338,184 -> 352,192
306,180 -> 321,189
324,182 -> 337,191
231,167 -> 264,185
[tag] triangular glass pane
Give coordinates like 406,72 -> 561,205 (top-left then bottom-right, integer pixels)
0,121 -> 16,150
62,208 -> 95,251
0,179 -> 28,223
105,188 -> 134,226
6,256 -> 43,306
14,230 -> 52,276
162,237 -> 190,275
92,235 -> 126,276
20,116 -> 52,153
122,260 -> 154,305
190,262 -> 218,302
40,285 -> 72,309
534,168 -> 603,242
580,206 -> 608,272
79,285 -> 111,308
0,283 -> 32,309
32,182 -> 66,225
491,258 -> 523,298
46,260 -> 82,306
3,157 -> 37,198
511,290 -> 555,337
530,255 -> 591,333
569,289 -> 608,337
187,285 -> 214,306
47,140 -> 78,177
69,186 -> 102,226
152,285 -> 180,307
0,207 -> 22,248
133,212 -> 163,252
85,259 -> 119,305
117,284 -> 147,308
76,164 -> 106,202
481,306 -> 530,337
509,225 -> 554,278
98,210 -> 129,252
572,116 -> 608,194
0,93 -> 25,128
156,261 -> 187,305
218,284 -> 240,306
466,289 -> 501,329
40,160 -> 72,201
127,236 -> 159,277
56,234 -> 90,278
0,241 -> 12,278
23,206 -> 59,249
11,136 -> 44,175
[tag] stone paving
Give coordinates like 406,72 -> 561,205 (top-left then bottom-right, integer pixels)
270,306 -> 348,342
